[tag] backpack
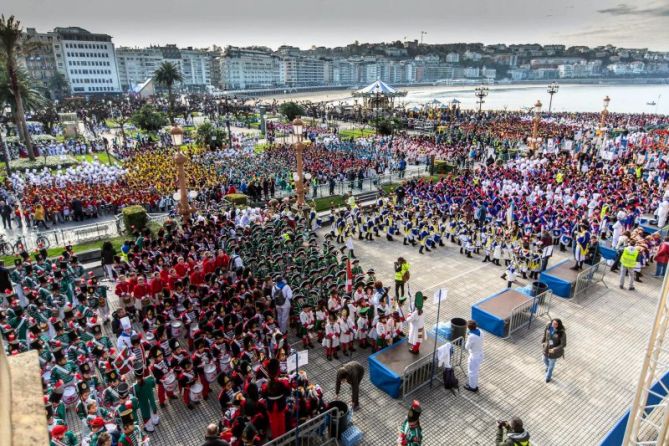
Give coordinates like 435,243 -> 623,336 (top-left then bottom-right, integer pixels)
443,367 -> 459,394
273,285 -> 286,306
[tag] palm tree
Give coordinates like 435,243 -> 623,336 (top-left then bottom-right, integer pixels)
0,64 -> 48,112
0,15 -> 36,160
153,61 -> 183,125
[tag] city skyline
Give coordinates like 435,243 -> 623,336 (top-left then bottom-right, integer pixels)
4,0 -> 669,51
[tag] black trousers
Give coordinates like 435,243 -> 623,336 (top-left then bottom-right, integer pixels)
395,280 -> 405,299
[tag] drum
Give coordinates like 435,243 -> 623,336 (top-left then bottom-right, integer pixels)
189,322 -> 199,336
162,371 -> 178,393
105,424 -> 117,434
171,321 -> 183,338
63,385 -> 78,407
189,382 -> 203,402
219,354 -> 231,374
113,349 -> 132,375
42,369 -> 52,383
204,364 -> 217,383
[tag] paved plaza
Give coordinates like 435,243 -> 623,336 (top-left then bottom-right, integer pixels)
76,233 -> 660,446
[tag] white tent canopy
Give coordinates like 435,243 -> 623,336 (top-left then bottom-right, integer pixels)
355,80 -> 399,96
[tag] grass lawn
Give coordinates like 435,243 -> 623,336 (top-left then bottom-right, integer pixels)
74,152 -> 120,165
0,235 -> 125,266
310,195 -> 346,212
338,128 -> 376,139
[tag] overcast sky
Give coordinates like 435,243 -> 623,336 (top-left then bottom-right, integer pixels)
4,0 -> 669,51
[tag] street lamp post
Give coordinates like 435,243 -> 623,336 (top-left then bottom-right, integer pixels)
600,95 -> 610,128
530,100 -> 542,155
174,151 -> 192,221
474,86 -> 489,114
547,82 -> 559,114
292,118 -> 306,207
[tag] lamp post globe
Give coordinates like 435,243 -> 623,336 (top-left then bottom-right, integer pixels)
170,125 -> 184,146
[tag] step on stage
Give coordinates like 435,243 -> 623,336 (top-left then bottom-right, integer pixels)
368,337 -> 437,398
540,259 -> 580,298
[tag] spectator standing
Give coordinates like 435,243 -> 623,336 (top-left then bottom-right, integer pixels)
201,424 -> 230,446
654,236 -> 669,277
0,200 -> 12,230
620,241 -> 640,290
464,320 -> 484,392
101,241 -> 117,279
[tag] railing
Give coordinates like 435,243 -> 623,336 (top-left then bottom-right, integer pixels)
505,289 -> 553,339
573,260 -> 608,302
263,406 -> 340,446
401,336 -> 466,400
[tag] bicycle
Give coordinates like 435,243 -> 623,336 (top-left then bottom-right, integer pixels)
0,235 -> 12,256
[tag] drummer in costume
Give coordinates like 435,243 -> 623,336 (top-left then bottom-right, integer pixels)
49,424 -> 79,446
192,337 -> 212,401
117,402 -> 149,446
398,400 -> 423,446
131,360 -> 160,433
405,292 -> 425,354
149,346 -> 177,408
572,223 -> 590,271
114,382 -> 141,428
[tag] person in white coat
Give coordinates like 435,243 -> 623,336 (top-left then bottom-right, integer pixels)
465,320 -> 484,392
656,193 -> 669,228
405,291 -> 425,354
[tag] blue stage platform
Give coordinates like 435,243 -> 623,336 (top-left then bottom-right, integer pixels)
540,259 -> 577,298
472,289 -> 532,337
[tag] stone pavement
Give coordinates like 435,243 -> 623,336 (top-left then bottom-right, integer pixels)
66,235 -> 660,446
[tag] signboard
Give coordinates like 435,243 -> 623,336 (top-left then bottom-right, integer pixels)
433,289 -> 448,304
286,350 -> 309,373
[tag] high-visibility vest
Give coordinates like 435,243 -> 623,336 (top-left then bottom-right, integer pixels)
621,247 -> 639,268
347,196 -> 357,209
556,172 -> 564,184
636,167 -> 642,179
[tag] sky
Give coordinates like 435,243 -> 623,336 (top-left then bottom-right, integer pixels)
4,0 -> 669,51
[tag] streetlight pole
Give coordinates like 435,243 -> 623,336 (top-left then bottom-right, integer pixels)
547,82 -> 559,114
474,86 -> 489,115
292,118 -> 306,207
600,95 -> 610,129
174,151 -> 191,222
530,100 -> 542,155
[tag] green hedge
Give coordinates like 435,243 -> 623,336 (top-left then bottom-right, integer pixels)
434,160 -> 454,174
122,205 -> 148,233
225,194 -> 248,205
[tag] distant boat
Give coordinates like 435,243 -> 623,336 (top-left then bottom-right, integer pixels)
647,101 -> 657,106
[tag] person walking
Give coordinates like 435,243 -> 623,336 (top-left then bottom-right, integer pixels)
394,257 -> 410,300
464,320 -> 483,392
335,360 -> 365,410
654,236 -> 669,278
542,318 -> 566,383
620,241 -> 640,290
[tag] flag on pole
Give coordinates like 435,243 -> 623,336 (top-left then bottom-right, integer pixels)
346,258 -> 353,294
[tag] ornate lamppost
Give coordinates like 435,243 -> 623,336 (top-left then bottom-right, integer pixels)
547,82 -> 559,114
529,100 -> 542,155
600,95 -> 610,128
292,118 -> 308,208
474,85 -> 489,114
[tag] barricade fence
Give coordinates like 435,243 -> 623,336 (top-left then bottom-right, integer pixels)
264,406 -> 340,446
401,336 -> 465,400
573,260 -> 608,302
505,289 -> 553,339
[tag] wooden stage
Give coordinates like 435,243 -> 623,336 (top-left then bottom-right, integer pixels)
373,336 -> 437,375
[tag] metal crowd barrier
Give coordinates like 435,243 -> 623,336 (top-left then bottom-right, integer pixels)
573,260 -> 608,302
263,406 -> 340,446
504,289 -> 553,339
401,336 -> 465,400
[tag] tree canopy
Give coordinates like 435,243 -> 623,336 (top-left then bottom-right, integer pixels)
279,102 -> 305,121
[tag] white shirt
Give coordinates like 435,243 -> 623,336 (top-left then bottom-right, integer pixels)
465,330 -> 484,359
